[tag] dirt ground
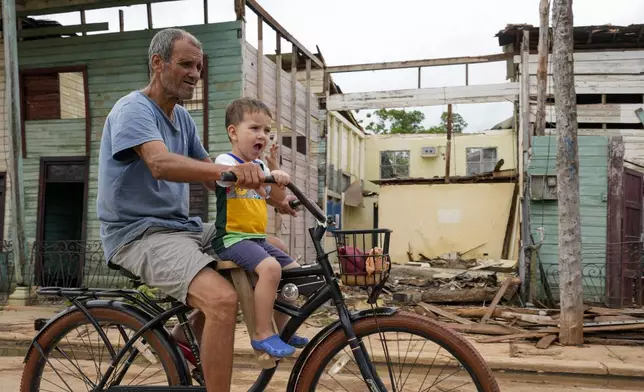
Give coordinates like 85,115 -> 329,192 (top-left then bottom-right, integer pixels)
2,356 -> 644,392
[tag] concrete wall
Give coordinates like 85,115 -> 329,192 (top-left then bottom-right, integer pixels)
378,182 -> 516,263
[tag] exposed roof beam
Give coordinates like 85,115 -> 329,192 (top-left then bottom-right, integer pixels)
326,82 -> 519,111
16,0 -> 180,17
325,53 -> 513,74
245,0 -> 324,69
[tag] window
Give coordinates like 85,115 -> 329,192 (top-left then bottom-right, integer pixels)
179,79 -> 204,111
380,150 -> 409,179
22,71 -> 86,121
466,147 -> 497,175
282,135 -> 307,155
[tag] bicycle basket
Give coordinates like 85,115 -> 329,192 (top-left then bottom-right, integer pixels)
333,229 -> 392,287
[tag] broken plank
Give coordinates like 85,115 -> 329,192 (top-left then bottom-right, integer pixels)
499,311 -> 559,326
442,323 -> 516,336
477,332 -> 550,343
481,278 -> 513,324
417,302 -> 474,325
535,334 -> 558,349
584,337 -> 644,346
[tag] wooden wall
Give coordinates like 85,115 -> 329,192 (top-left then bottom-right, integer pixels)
243,42 -> 322,263
0,21 -> 245,246
517,50 -> 644,167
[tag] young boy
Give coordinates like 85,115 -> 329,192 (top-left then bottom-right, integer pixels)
212,97 -> 307,358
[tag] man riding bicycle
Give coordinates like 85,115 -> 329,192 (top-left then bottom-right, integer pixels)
96,27 -> 297,392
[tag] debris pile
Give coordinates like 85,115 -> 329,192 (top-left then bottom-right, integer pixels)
389,254 -> 520,304
409,303 -> 644,349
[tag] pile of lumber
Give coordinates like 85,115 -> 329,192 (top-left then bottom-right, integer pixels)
411,302 -> 644,348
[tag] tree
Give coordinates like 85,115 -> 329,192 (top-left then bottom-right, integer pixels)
553,0 -> 584,345
362,108 -> 467,134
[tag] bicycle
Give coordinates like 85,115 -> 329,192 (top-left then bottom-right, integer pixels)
20,174 -> 500,392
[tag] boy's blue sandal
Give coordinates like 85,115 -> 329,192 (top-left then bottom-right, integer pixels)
289,334 -> 309,348
251,334 -> 296,357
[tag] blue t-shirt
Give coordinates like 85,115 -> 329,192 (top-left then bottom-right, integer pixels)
97,91 -> 210,262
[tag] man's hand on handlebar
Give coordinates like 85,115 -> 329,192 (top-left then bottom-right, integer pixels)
228,163 -> 267,197
270,169 -> 290,188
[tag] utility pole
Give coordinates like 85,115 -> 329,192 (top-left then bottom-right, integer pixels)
444,104 -> 452,183
3,0 -> 29,295
535,0 -> 550,136
552,0 -> 584,345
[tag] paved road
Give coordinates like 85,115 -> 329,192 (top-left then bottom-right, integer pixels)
2,356 -> 643,391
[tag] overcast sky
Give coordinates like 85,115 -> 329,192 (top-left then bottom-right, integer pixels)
39,0 -> 644,132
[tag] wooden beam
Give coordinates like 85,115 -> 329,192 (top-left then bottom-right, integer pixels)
289,46 -> 297,256
534,0 -> 550,137
3,0 -> 29,286
203,0 -> 208,23
79,9 -> 86,36
304,57 -> 311,264
606,136 -> 624,308
147,2 -> 153,29
325,53 -> 513,74
119,9 -> 124,32
256,15 -> 263,101
16,0 -> 179,16
527,74 -> 644,95
326,82 -> 519,111
274,34 -> 283,237
245,0 -> 324,69
235,0 -> 245,21
17,22 -> 108,38
445,104 -> 452,183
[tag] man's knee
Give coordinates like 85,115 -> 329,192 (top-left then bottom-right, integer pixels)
187,268 -> 238,316
267,236 -> 288,254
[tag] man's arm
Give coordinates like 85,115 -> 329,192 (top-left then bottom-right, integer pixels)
202,156 -> 217,191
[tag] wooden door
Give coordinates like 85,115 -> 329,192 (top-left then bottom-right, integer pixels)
621,168 -> 644,306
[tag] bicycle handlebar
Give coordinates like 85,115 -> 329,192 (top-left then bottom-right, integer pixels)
220,172 -> 327,223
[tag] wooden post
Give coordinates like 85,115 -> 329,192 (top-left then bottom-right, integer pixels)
607,136 -> 624,308
552,0 -> 584,346
256,16 -> 263,100
2,0 -> 28,286
535,0 -> 550,136
80,10 -> 87,36
417,67 -> 421,89
304,58 -> 311,264
203,0 -> 208,24
465,64 -> 469,86
119,10 -> 125,32
235,0 -> 246,21
147,2 -> 153,30
519,29 -> 532,299
289,46 -> 297,256
444,104 -> 452,183
274,34 -> 283,237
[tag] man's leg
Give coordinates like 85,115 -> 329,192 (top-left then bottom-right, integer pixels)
110,227 -> 237,392
265,236 -> 297,331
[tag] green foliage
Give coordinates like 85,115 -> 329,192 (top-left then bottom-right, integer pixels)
361,108 -> 468,135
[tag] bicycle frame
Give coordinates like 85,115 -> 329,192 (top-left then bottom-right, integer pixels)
29,181 -> 394,392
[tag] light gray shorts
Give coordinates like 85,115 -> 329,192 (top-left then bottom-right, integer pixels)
109,223 -> 219,304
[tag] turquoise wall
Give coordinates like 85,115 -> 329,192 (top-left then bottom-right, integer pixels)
529,135 -> 609,302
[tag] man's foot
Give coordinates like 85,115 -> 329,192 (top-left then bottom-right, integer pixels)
251,334 -> 296,357
289,334 -> 309,348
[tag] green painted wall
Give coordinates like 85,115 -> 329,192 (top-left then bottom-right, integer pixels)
529,135 -> 609,302
17,22 -> 243,246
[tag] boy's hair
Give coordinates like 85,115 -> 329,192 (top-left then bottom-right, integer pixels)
225,97 -> 273,130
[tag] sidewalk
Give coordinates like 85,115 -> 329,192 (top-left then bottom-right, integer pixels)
1,304 -> 644,379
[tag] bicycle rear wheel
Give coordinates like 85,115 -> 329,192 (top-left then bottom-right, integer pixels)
20,306 -> 186,392
293,311 -> 499,392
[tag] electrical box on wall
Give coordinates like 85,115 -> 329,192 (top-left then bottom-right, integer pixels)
530,175 -> 558,200
420,146 -> 437,158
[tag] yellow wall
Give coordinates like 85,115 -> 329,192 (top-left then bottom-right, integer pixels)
378,182 -> 515,263
364,129 -> 516,191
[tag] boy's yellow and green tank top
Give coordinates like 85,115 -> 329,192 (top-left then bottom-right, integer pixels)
212,152 -> 273,251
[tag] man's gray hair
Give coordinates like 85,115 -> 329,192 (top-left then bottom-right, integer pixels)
148,28 -> 203,75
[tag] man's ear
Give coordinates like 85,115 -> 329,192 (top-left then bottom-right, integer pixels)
227,124 -> 238,141
150,53 -> 164,74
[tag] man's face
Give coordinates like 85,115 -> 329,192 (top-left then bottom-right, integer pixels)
156,38 -> 203,101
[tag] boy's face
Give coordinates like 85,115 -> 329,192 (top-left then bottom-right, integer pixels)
228,110 -> 272,161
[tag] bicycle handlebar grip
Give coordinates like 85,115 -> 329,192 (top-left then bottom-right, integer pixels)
220,171 -> 276,183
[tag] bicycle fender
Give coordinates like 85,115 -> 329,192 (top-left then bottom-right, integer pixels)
286,306 -> 398,391
22,299 -> 192,385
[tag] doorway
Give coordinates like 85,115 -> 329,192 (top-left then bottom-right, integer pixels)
36,157 -> 88,287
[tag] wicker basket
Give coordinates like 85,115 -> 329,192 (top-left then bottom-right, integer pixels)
333,229 -> 392,287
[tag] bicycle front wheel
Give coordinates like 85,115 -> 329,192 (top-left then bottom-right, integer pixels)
293,311 -> 500,392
